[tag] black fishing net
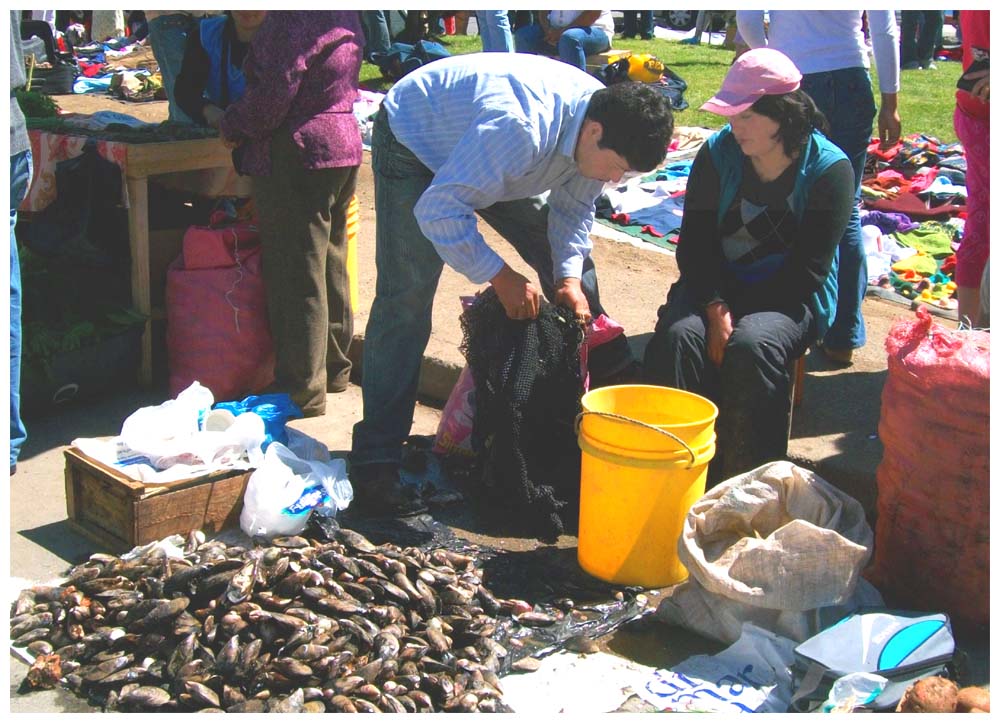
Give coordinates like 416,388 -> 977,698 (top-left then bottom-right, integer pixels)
459,288 -> 585,543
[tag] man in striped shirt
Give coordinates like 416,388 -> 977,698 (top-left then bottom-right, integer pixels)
350,52 -> 673,516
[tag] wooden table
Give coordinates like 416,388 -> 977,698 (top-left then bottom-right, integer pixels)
122,138 -> 234,385
24,130 -> 235,386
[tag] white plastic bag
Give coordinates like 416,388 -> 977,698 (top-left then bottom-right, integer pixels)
119,381 -> 216,467
239,442 -> 352,538
637,623 -> 797,713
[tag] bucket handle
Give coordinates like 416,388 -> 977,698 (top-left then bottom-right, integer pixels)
574,411 -> 697,469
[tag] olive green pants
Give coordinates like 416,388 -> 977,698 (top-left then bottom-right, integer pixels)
252,128 -> 359,417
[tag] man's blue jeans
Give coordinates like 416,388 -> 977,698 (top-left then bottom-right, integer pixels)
147,13 -> 195,123
351,111 -> 631,468
361,10 -> 392,61
10,150 -> 32,469
800,67 -> 874,351
476,10 -> 514,52
514,24 -> 611,70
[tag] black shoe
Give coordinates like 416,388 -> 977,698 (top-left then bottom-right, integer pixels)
640,33 -> 654,40
349,463 -> 428,517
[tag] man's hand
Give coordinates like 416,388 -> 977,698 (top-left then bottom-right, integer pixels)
220,133 -> 241,150
544,26 -> 563,44
490,263 -> 542,320
705,301 -> 733,368
554,276 -> 592,325
877,93 -> 902,149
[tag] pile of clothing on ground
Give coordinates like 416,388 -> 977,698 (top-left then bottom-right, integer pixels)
860,133 -> 967,313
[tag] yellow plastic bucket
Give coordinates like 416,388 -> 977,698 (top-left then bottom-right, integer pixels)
576,385 -> 718,588
346,195 -> 360,312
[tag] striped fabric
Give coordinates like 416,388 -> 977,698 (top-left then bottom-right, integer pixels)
382,53 -> 606,284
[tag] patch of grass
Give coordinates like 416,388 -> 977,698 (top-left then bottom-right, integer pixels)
360,35 -> 962,143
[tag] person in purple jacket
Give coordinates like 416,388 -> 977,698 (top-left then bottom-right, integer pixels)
220,11 -> 363,418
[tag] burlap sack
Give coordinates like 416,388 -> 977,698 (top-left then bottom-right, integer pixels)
655,461 -> 881,644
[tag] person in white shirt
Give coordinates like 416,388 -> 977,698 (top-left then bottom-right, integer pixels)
737,10 -> 902,366
514,10 -> 615,70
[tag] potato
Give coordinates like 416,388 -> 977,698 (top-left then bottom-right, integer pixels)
895,676 -> 959,713
956,687 -> 991,713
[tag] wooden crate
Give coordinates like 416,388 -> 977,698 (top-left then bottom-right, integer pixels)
64,447 -> 252,552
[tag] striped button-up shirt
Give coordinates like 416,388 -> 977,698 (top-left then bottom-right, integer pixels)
382,53 -> 606,284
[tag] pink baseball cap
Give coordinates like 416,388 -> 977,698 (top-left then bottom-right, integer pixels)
700,48 -> 802,116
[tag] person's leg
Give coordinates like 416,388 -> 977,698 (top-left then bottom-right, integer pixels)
253,128 -> 356,417
800,68 -> 875,357
146,13 -> 195,123
361,10 -> 391,61
899,11 -> 920,69
622,11 -> 637,38
556,27 -> 611,70
476,10 -> 514,52
714,304 -> 813,481
476,197 -> 635,379
10,150 -> 32,473
954,105 -> 990,327
639,10 -> 655,39
514,22 -> 545,55
324,167 -> 359,394
641,279 -> 716,395
351,111 -> 444,470
917,10 -> 944,67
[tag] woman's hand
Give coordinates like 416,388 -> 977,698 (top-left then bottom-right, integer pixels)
202,104 -> 225,130
966,68 -> 990,103
705,301 -> 733,368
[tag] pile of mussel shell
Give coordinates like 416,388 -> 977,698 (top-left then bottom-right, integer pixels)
8,527 -> 574,713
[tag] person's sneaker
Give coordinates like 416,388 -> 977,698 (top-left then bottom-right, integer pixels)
901,60 -> 921,70
349,462 -> 428,517
922,61 -> 938,70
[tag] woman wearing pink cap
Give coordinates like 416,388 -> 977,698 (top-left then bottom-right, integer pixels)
643,48 -> 855,485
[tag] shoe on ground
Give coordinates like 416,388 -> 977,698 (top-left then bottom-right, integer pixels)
921,61 -> 938,70
819,344 -> 854,366
349,462 -> 428,517
901,60 -> 921,70
641,33 -> 654,40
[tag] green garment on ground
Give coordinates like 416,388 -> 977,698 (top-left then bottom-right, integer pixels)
892,221 -> 956,258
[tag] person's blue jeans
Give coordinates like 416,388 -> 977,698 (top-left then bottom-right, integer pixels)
10,150 -> 32,470
622,11 -> 654,39
352,111 -> 631,468
476,10 -> 514,52
147,13 -> 195,123
900,10 -> 944,68
800,67 -> 874,351
514,24 -> 611,71
361,10 -> 392,62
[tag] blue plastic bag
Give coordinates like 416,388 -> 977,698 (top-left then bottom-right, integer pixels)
214,393 -> 302,450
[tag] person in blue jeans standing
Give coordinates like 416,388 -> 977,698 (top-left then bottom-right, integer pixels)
476,10 -> 514,52
350,53 -> 673,516
10,11 -> 32,474
738,10 -> 902,365
146,11 -> 215,124
900,10 -> 945,70
514,10 -> 616,70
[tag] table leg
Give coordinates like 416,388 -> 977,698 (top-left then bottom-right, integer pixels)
126,175 -> 152,387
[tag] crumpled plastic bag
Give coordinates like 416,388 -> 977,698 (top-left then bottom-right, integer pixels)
239,442 -> 352,539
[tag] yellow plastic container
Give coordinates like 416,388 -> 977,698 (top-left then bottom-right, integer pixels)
346,195 -> 360,312
577,385 -> 718,588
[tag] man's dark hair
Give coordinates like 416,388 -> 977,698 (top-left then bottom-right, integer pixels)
749,89 -> 830,157
585,82 -> 674,172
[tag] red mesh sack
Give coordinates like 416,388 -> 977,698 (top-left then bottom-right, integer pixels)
166,245 -> 275,403
867,307 -> 990,627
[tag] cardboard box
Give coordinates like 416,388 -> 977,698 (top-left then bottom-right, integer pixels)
64,446 -> 252,552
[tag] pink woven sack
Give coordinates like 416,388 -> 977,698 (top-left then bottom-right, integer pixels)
166,244 -> 275,403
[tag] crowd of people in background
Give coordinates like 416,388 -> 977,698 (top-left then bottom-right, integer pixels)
11,11 -> 988,515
